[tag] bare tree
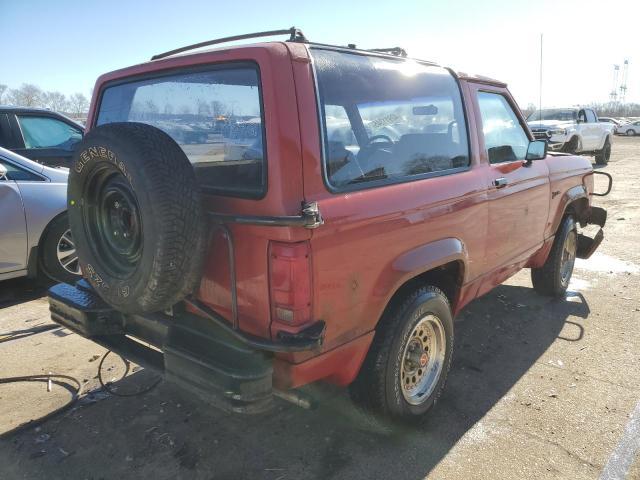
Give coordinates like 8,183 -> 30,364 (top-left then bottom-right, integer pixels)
42,91 -> 68,112
8,83 -> 43,107
68,93 -> 89,117
0,84 -> 7,104
197,100 -> 211,116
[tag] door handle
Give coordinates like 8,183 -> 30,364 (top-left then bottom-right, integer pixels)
493,177 -> 508,188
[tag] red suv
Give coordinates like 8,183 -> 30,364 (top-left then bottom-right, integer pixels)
49,28 -> 609,420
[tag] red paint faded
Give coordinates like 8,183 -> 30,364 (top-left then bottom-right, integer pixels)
87,42 -> 597,389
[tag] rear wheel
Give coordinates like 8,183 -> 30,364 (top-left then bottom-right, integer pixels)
627,129 -> 636,136
531,216 -> 577,297
350,286 -> 453,421
595,137 -> 611,165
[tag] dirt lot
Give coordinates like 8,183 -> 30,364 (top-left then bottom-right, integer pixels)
1,137 -> 639,480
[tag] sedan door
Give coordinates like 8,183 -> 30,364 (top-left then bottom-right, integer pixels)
10,113 -> 83,167
0,160 -> 28,273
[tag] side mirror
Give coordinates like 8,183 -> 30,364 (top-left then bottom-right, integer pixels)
0,163 -> 8,181
526,140 -> 547,161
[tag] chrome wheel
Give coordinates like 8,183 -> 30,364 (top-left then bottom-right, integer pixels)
560,228 -> 576,286
400,314 -> 446,405
57,229 -> 81,275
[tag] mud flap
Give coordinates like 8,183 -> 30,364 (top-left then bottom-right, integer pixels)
577,229 -> 604,259
588,206 -> 607,228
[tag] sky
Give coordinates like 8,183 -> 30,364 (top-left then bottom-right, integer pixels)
1,0 -> 638,109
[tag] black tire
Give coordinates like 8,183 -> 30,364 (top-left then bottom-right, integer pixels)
595,137 -> 611,165
350,286 -> 453,421
562,136 -> 580,154
531,216 -> 577,297
39,214 -> 81,284
68,123 -> 206,313
626,129 -> 636,136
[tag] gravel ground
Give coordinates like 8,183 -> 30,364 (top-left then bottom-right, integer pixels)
0,136 -> 639,480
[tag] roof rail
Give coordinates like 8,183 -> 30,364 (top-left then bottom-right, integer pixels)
151,27 -> 308,60
368,47 -> 408,58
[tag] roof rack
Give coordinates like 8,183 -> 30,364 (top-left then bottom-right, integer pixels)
151,27 -> 308,60
368,47 -> 408,58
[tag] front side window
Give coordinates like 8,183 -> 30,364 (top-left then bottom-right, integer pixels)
97,65 -> 265,197
312,49 -> 469,190
477,92 -> 529,164
17,116 -> 82,150
586,110 -> 597,123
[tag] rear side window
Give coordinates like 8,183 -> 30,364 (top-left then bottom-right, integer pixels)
17,116 -> 82,150
97,65 -> 265,197
312,49 -> 469,190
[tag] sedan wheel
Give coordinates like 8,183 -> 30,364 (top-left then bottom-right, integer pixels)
40,215 -> 82,284
57,229 -> 81,275
627,129 -> 635,136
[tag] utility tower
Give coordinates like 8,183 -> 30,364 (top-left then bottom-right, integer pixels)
619,60 -> 629,104
610,64 -> 619,103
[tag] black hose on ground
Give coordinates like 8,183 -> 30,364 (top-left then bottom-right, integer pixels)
97,350 -> 162,397
0,374 -> 82,434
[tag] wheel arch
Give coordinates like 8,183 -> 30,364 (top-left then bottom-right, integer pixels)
31,210 -> 69,273
530,192 -> 589,269
375,237 -> 467,326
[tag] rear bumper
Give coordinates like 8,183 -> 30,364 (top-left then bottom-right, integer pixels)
48,280 -> 324,413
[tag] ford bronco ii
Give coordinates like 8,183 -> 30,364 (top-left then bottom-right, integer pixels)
48,28 -> 610,420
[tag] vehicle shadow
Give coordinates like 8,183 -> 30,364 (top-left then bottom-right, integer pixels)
0,284 -> 590,480
0,277 -> 46,309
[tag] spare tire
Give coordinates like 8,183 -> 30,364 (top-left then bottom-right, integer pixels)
67,122 -> 206,313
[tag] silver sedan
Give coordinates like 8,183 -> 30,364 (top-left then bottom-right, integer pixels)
616,120 -> 640,136
0,146 -> 81,283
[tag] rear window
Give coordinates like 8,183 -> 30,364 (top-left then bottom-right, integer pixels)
312,49 -> 469,190
96,64 -> 266,197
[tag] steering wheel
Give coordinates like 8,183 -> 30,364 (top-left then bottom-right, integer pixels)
367,134 -> 394,145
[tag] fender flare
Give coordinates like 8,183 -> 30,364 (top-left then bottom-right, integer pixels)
547,184 -> 589,238
374,237 -> 468,311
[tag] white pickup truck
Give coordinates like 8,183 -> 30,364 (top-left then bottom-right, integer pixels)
527,107 -> 614,165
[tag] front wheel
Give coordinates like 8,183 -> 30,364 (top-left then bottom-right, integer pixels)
595,137 -> 611,165
562,136 -> 581,154
531,216 -> 577,297
350,286 -> 453,421
627,129 -> 636,137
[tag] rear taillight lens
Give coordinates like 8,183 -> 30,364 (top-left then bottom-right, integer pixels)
269,241 -> 312,326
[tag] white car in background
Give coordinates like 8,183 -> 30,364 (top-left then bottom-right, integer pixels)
527,107 -> 614,165
616,120 -> 640,136
0,146 -> 81,283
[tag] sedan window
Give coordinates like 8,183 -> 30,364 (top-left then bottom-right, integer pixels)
0,159 -> 43,181
17,116 -> 83,151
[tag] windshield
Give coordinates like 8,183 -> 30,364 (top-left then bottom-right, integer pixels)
527,109 -> 577,122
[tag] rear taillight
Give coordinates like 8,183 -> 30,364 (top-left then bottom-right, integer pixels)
268,241 -> 312,326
